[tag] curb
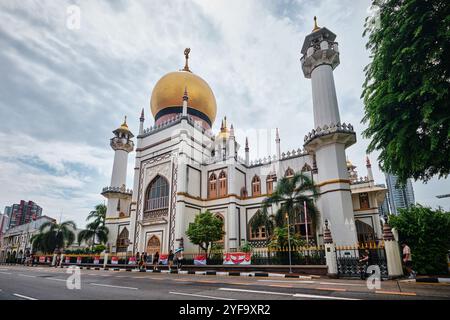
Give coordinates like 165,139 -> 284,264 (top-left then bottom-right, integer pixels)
415,277 -> 450,284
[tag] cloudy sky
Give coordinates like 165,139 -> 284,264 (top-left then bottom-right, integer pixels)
0,0 -> 448,228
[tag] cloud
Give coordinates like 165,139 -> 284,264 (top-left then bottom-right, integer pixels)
0,0 -> 448,230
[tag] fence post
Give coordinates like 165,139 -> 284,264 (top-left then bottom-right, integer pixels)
383,223 -> 403,279
323,220 -> 338,278
103,252 -> 109,269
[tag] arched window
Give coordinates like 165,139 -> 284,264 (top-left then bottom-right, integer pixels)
252,175 -> 261,196
285,167 -> 295,178
266,174 -> 276,195
355,220 -> 375,244
117,228 -> 129,252
146,235 -> 161,255
208,173 -> 218,199
249,211 -> 267,240
293,210 -> 313,239
359,193 -> 370,209
145,175 -> 170,211
218,171 -> 227,197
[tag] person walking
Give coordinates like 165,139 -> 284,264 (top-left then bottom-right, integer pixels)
142,252 -> 148,270
135,252 -> 140,270
358,249 -> 371,280
176,250 -> 184,271
168,250 -> 174,272
153,251 -> 160,271
401,242 -> 416,279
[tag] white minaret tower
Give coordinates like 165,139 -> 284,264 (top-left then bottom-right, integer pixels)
302,17 -> 358,246
102,116 -> 135,220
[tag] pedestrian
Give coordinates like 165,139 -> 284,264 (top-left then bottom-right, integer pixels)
358,249 -> 371,280
168,250 -> 174,272
176,251 -> 184,271
153,251 -> 159,271
135,252 -> 140,269
142,252 -> 148,270
401,242 -> 416,279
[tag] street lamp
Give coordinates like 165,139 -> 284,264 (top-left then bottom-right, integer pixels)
285,213 -> 293,274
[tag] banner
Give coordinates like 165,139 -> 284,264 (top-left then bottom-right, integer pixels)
93,256 -> 100,265
39,256 -> 45,263
223,252 -> 251,265
128,257 -> 136,265
46,257 -> 52,263
65,257 -> 71,264
194,255 -> 207,265
76,256 -> 82,264
159,254 -> 168,265
111,256 -> 118,265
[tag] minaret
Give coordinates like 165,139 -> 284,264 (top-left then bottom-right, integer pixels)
276,128 -> 281,159
366,156 -> 374,183
182,87 -> 189,117
302,17 -> 357,246
102,116 -> 135,219
245,137 -> 250,165
229,124 -> 236,160
139,108 -> 145,135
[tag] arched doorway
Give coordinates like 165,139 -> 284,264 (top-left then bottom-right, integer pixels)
146,235 -> 161,255
355,220 -> 376,244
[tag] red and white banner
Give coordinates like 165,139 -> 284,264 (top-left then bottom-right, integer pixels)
65,257 -> 71,264
223,252 -> 251,265
128,257 -> 136,265
194,255 -> 207,265
93,256 -> 100,264
76,256 -> 82,264
159,254 -> 168,265
46,257 -> 52,263
111,256 -> 118,264
39,256 -> 45,263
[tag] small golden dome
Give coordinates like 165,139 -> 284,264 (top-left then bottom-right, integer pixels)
150,50 -> 217,127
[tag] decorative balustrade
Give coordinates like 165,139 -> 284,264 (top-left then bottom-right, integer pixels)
350,176 -> 370,185
304,122 -> 355,145
101,186 -> 133,195
141,114 -> 214,139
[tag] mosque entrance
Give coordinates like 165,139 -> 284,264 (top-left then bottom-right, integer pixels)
146,235 -> 161,255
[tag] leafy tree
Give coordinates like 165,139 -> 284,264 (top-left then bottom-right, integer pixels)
86,204 -> 107,227
268,227 -> 305,250
389,205 -> 450,274
77,221 -> 109,249
186,211 -> 225,256
251,172 -> 319,244
31,221 -> 77,254
362,0 -> 450,183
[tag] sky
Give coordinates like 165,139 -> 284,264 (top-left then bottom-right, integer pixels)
0,0 -> 448,229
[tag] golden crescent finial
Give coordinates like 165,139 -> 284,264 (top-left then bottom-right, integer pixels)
183,48 -> 191,72
313,16 -> 320,32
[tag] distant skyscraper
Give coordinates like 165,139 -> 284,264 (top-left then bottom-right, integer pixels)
376,183 -> 390,218
385,174 -> 415,215
7,200 -> 42,228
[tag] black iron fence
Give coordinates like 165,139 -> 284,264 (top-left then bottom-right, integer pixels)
336,244 -> 388,279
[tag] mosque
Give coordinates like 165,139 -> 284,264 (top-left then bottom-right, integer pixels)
101,19 -> 387,255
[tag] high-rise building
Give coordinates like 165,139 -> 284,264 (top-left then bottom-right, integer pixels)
385,174 -> 415,215
7,201 -> 42,229
376,184 -> 390,219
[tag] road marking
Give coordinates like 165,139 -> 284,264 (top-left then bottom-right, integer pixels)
375,290 -> 416,296
169,291 -> 235,300
172,279 -> 192,282
218,288 -> 360,300
316,287 -> 347,292
319,282 -> 365,287
46,278 -> 67,282
258,279 -> 316,284
229,282 -> 252,286
269,284 -> 294,288
0,272 -> 12,275
90,283 -> 138,290
18,274 -> 36,278
13,293 -> 38,300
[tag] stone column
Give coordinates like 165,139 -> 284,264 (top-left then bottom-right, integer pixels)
383,223 -> 403,279
323,220 -> 338,278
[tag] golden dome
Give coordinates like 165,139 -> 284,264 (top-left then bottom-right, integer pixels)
150,50 -> 217,127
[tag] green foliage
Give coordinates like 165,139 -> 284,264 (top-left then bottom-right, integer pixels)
78,204 -> 109,248
251,172 -> 319,245
268,227 -> 306,250
240,242 -> 253,253
362,0 -> 450,183
31,221 -> 77,254
186,210 -> 225,256
389,205 -> 450,274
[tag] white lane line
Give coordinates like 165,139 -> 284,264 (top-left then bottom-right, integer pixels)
0,272 -> 12,275
18,274 -> 36,278
90,283 -> 138,290
13,293 -> 38,300
258,280 -> 316,284
46,278 -> 67,282
319,282 -> 365,287
218,288 -> 360,300
169,291 -> 236,300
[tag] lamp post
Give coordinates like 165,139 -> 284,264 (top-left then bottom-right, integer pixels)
286,213 -> 293,274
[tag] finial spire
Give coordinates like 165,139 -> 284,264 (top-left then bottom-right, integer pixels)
122,115 -> 127,125
183,86 -> 189,101
276,128 -> 280,141
312,16 -> 321,32
366,156 -> 371,167
183,48 -> 191,72
245,137 -> 249,151
140,108 -> 145,121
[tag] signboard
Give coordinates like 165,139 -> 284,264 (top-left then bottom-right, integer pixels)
39,256 -> 45,263
159,254 -> 168,265
93,256 -> 100,265
111,256 -> 118,265
223,252 -> 251,265
76,256 -> 82,264
65,257 -> 71,264
194,255 -> 207,265
128,257 -> 136,265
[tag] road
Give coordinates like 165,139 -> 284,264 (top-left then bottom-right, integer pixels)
0,265 -> 449,300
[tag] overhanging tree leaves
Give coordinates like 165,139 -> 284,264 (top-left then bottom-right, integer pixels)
186,211 -> 225,256
362,0 -> 450,183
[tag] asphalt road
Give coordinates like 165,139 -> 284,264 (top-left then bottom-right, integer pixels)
0,265 -> 449,300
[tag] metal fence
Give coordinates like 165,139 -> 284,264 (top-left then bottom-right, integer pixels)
336,244 -> 388,279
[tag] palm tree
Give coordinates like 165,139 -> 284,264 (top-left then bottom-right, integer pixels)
251,172 -> 320,246
86,204 -> 107,227
77,221 -> 109,249
31,221 -> 77,254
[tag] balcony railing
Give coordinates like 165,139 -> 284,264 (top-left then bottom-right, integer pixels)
145,196 -> 169,211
